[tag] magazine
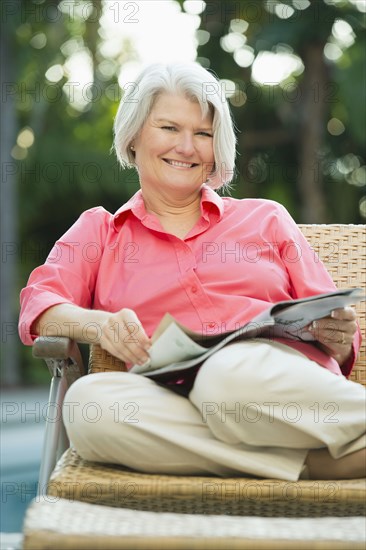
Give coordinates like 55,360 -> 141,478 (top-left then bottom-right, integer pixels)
130,288 -> 364,378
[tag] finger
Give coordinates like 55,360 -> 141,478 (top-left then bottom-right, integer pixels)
103,331 -> 151,365
104,341 -> 149,366
121,310 -> 152,364
122,308 -> 152,350
307,321 -> 355,346
330,307 -> 357,321
319,329 -> 352,346
123,348 -> 151,366
308,316 -> 357,335
102,310 -> 151,364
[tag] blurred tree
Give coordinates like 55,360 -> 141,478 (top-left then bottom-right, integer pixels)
4,0 -> 139,383
1,0 -> 22,385
193,0 -> 365,223
3,0 -> 365,384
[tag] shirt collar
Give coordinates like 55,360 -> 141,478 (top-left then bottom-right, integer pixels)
113,185 -> 224,229
200,184 -> 225,221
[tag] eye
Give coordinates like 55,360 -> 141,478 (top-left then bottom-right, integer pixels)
161,126 -> 177,131
197,131 -> 213,137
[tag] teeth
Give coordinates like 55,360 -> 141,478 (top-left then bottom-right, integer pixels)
166,160 -> 194,168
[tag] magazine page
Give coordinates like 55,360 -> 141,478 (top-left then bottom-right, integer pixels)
130,316 -> 274,376
130,323 -> 208,374
130,287 -> 364,377
266,288 -> 365,341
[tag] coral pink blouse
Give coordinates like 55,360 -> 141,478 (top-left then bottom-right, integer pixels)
19,185 -> 360,378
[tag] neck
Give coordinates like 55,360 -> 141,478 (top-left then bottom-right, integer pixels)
141,185 -> 203,219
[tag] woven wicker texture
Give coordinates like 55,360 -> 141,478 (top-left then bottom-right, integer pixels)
23,498 -> 366,550
88,343 -> 127,374
89,224 -> 365,386
298,224 -> 365,386
47,448 -> 366,517
47,224 -> 366,517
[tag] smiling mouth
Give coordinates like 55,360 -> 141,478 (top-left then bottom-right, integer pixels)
163,159 -> 199,168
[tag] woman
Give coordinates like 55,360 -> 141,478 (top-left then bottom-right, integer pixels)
19,63 -> 365,481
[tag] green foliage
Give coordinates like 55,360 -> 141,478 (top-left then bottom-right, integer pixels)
335,32 -> 366,146
195,0 -> 365,222
4,0 -> 365,381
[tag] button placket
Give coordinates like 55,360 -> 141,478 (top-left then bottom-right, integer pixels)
174,235 -> 223,331
174,242 -> 196,274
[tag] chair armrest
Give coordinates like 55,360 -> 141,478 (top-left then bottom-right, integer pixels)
33,336 -> 77,359
33,336 -> 86,386
32,337 -> 86,493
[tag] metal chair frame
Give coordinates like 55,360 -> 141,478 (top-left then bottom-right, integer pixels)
31,224 -> 366,514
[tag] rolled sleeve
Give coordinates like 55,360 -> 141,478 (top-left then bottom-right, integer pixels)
273,203 -> 362,377
340,329 -> 362,378
18,207 -> 110,345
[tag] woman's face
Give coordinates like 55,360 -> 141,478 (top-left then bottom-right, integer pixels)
132,93 -> 215,196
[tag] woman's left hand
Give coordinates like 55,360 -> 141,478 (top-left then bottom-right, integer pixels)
307,307 -> 358,366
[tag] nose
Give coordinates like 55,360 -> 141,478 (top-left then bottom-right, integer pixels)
175,132 -> 195,156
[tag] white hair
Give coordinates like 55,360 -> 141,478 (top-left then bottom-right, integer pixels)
112,63 -> 237,189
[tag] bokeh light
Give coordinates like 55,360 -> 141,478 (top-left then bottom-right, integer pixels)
252,52 -> 304,85
17,127 -> 34,149
327,118 -> 345,136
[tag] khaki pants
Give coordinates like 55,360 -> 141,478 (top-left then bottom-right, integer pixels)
63,340 -> 366,481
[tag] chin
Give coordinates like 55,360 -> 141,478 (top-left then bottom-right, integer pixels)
168,179 -> 202,190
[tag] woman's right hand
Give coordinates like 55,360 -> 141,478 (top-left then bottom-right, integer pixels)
99,308 -> 152,366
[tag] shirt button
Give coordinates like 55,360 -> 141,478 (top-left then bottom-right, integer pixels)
207,322 -> 215,328
191,286 -> 198,293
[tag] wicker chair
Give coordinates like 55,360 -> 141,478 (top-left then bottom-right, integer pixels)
32,224 -> 366,518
